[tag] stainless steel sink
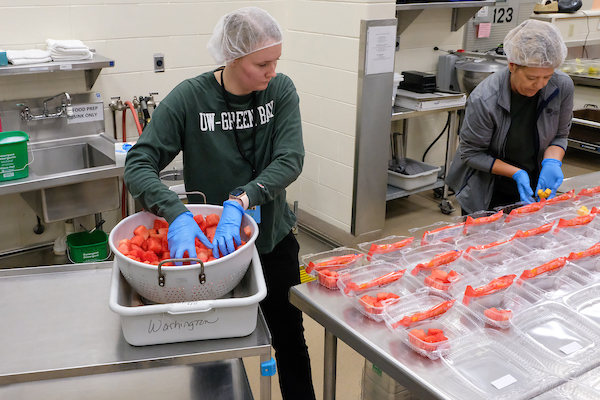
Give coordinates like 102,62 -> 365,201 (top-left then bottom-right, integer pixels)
30,142 -> 114,176
1,134 -> 124,223
0,92 -> 123,223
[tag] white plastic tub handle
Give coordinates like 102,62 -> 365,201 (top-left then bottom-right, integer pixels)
167,302 -> 214,314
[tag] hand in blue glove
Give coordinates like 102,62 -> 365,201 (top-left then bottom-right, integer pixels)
167,211 -> 213,261
512,169 -> 534,204
212,200 -> 244,259
536,158 -> 563,200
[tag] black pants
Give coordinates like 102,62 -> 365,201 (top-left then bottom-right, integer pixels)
259,232 -> 316,400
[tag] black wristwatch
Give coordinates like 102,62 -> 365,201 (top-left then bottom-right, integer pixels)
229,188 -> 246,200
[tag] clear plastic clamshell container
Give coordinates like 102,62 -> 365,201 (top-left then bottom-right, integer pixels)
346,273 -> 424,322
512,228 -> 575,254
301,247 -> 366,290
462,239 -> 532,271
518,262 -> 595,301
531,380 -> 600,400
400,242 -> 459,274
566,242 -> 600,275
563,283 -> 600,328
461,210 -> 505,236
501,200 -> 548,225
357,235 -> 415,263
510,301 -> 600,377
412,221 -> 465,246
541,189 -> 577,213
575,365 -> 600,393
543,206 -> 582,223
553,214 -> 599,239
391,300 -> 483,360
383,289 -> 462,359
336,261 -> 407,297
575,193 -> 600,210
454,231 -> 508,251
493,220 -> 549,241
498,249 -> 565,276
457,273 -> 542,329
440,328 -> 558,400
410,251 -> 482,293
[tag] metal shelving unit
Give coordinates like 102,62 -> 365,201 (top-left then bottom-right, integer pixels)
396,0 -> 496,34
0,53 -> 114,90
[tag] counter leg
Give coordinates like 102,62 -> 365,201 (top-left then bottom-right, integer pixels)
442,110 -> 459,199
260,353 -> 272,400
323,329 -> 338,400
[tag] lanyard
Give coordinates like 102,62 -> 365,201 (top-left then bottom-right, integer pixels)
219,67 -> 258,179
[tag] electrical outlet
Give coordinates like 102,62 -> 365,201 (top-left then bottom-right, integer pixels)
154,53 -> 165,72
568,24 -> 574,37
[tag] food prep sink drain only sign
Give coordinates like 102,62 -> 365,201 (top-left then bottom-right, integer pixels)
67,103 -> 104,124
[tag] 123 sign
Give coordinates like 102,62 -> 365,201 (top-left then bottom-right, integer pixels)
492,6 -> 515,24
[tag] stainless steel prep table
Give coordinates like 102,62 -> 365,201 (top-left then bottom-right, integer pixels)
290,281 -> 458,400
0,262 -> 272,400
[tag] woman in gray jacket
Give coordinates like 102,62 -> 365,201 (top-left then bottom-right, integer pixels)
446,19 -> 573,214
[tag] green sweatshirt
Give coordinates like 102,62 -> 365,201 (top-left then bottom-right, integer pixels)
124,69 -> 304,254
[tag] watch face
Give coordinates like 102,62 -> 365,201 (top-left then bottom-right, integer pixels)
230,189 -> 245,197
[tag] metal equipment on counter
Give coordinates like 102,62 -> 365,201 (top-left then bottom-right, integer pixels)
438,51 -> 507,95
569,104 -> 600,155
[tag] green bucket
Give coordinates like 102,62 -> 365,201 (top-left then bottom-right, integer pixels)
0,130 -> 29,182
67,230 -> 109,263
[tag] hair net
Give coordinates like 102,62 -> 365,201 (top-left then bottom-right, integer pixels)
503,19 -> 567,69
207,7 -> 283,65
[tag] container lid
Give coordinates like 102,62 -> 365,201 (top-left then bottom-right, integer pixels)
0,131 -> 29,145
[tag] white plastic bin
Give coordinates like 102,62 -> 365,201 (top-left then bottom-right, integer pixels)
109,248 -> 267,346
388,159 -> 441,191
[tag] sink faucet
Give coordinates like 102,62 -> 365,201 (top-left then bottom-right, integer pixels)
18,92 -> 74,121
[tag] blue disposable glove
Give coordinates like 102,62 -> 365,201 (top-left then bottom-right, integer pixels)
167,211 -> 213,261
212,200 -> 244,259
512,169 -> 534,204
535,158 -> 563,200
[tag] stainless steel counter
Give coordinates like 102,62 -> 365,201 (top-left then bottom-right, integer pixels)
560,170 -> 600,193
0,262 -> 272,399
290,281 -> 457,400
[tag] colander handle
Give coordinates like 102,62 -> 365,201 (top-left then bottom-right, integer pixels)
157,258 -> 205,287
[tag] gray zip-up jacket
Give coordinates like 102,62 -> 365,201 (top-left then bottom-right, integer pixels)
446,66 -> 574,214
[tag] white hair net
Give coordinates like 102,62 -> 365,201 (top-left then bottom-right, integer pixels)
503,19 -> 567,69
207,7 -> 283,65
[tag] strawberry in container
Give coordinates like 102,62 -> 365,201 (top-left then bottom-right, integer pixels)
543,189 -> 576,214
382,290 -> 482,360
419,222 -> 465,246
342,268 -> 423,321
410,249 -> 481,292
462,238 -> 532,272
553,212 -> 599,238
518,257 -> 594,299
504,199 -> 547,224
567,242 -> 600,273
457,273 -> 541,329
574,185 -> 600,201
301,247 -> 365,289
357,235 -> 415,263
401,242 -> 459,275
337,261 -> 407,296
462,210 -> 504,236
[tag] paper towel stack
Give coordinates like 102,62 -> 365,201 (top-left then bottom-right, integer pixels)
46,39 -> 93,61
